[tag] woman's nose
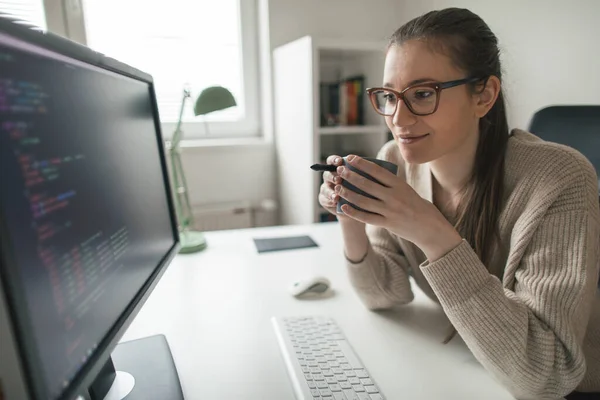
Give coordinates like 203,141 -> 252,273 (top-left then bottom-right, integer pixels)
392,100 -> 418,127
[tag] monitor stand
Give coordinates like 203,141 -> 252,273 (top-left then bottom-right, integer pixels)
88,335 -> 184,400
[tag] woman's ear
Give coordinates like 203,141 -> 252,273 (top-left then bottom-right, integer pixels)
474,75 -> 501,118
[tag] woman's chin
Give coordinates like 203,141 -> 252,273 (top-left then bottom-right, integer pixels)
397,145 -> 434,165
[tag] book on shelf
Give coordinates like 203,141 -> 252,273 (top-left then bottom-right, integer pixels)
320,75 -> 365,127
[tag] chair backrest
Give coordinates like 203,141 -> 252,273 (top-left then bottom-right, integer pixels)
528,105 -> 600,182
528,105 -> 600,287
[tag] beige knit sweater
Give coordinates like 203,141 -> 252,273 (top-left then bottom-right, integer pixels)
346,129 -> 600,399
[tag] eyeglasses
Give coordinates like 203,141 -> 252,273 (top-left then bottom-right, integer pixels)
366,77 -> 485,117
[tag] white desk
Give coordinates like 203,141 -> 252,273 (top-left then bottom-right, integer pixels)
120,222 -> 514,400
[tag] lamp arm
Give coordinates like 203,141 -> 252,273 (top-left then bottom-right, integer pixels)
170,149 -> 194,232
172,88 -> 191,147
169,87 -> 196,233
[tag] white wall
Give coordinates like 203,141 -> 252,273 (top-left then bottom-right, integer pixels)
395,0 -> 600,129
179,141 -> 276,208
268,0 -> 404,50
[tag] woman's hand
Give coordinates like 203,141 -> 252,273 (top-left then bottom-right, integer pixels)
318,155 -> 363,225
318,155 -> 346,216
335,155 -> 463,261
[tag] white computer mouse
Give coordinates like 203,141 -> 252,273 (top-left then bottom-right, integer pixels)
289,276 -> 331,297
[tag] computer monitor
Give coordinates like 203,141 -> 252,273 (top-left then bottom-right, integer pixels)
0,17 -> 182,400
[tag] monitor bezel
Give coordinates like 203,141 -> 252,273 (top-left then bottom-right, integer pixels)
0,17 -> 181,400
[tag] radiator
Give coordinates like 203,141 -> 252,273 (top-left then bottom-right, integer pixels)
191,200 -> 277,232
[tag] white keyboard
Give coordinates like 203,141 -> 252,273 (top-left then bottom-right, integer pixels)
272,316 -> 386,400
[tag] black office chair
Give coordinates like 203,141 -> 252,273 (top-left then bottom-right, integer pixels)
528,105 -> 600,287
528,105 -> 600,180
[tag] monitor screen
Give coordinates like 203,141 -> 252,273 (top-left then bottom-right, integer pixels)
0,31 -> 177,400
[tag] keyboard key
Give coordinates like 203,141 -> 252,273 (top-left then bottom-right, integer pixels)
360,379 -> 373,386
336,375 -> 347,382
310,367 -> 321,373
353,385 -> 365,392
369,394 -> 384,400
329,384 -> 342,392
326,377 -> 337,385
302,367 -> 310,373
332,368 -> 344,375
308,382 -> 317,389
305,374 -> 313,381
345,371 -> 356,377
365,386 -> 379,394
340,382 -> 352,389
356,370 -> 369,379
323,371 -> 334,377
317,381 -> 328,389
341,363 -> 352,371
344,390 -> 360,400
329,361 -> 340,368
311,389 -> 321,397
333,393 -> 345,400
357,394 -> 371,400
348,377 -> 360,385
320,389 -> 333,397
313,373 -> 325,381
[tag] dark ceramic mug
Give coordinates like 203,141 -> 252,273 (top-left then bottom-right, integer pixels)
337,157 -> 399,214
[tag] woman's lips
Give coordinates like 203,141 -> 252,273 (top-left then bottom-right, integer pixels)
398,133 -> 429,144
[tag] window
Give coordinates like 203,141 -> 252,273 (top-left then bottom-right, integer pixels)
0,0 -> 47,30
81,0 -> 259,138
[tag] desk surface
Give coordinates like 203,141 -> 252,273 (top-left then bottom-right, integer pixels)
121,222 -> 514,400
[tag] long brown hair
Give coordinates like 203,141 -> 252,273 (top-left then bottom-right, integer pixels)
390,8 -> 509,341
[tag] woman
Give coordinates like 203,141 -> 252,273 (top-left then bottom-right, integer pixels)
318,8 -> 600,400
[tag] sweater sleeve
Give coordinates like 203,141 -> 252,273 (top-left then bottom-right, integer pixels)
345,141 -> 415,310
345,224 -> 414,310
419,195 -> 600,397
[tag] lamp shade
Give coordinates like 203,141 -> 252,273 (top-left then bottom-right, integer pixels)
193,86 -> 237,116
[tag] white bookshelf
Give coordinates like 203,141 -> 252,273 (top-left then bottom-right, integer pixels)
319,125 -> 385,135
273,36 -> 389,225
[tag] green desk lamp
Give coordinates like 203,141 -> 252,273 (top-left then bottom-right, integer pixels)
170,85 -> 237,253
